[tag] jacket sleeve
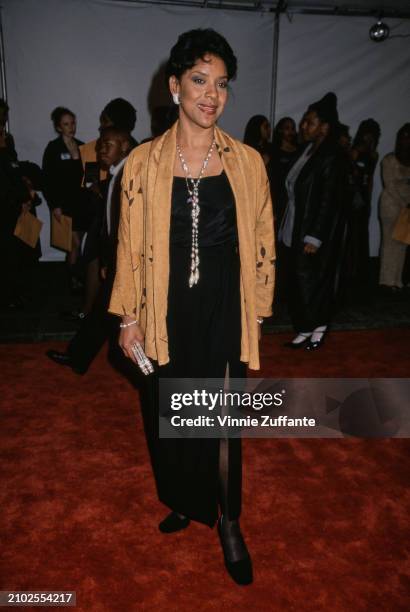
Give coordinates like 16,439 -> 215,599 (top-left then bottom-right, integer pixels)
42,142 -> 60,210
108,154 -> 143,318
255,155 -> 276,317
306,153 -> 345,242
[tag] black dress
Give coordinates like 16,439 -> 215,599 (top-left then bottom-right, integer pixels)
140,171 -> 246,527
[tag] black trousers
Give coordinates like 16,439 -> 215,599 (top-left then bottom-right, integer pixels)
283,244 -> 337,332
67,274 -> 135,380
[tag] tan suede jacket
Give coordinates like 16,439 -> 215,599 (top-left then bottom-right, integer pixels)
108,121 -> 275,370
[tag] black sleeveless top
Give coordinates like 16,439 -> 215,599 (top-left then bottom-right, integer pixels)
170,171 -> 238,247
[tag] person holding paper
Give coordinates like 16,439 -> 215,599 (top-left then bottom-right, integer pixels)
42,107 -> 84,290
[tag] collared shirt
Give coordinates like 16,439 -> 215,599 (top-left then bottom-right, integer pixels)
106,158 -> 127,235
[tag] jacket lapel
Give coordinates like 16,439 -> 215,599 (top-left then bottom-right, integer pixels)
149,123 -> 177,339
151,121 -> 176,245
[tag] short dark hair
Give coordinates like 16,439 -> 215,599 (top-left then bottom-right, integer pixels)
165,28 -> 237,83
102,98 -> 137,132
51,106 -> 75,130
99,125 -> 133,147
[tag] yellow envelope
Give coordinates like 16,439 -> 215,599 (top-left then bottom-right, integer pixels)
392,208 -> 410,245
51,214 -> 72,252
14,211 -> 43,248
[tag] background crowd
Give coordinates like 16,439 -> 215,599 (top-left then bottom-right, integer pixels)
1,94 -> 409,336
244,110 -> 410,297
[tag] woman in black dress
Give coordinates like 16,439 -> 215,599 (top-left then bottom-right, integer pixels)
42,107 -> 84,288
279,93 -> 348,349
110,29 -> 275,586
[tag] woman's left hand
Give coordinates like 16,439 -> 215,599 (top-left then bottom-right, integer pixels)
304,243 -> 318,255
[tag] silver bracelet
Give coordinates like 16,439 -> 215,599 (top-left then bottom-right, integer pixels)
256,317 -> 264,325
120,319 -> 139,329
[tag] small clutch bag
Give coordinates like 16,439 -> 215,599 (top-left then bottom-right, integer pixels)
130,342 -> 154,375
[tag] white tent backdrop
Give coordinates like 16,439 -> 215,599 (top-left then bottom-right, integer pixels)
2,0 -> 410,259
2,0 -> 275,259
275,13 -> 410,256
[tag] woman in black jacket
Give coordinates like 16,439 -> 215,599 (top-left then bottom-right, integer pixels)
279,93 -> 348,349
42,107 -> 84,287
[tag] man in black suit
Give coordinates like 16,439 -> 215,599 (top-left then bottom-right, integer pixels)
46,127 -> 133,373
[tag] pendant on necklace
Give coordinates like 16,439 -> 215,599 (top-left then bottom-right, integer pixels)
189,268 -> 199,288
176,136 -> 216,288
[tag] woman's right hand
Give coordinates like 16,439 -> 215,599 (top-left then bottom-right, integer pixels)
53,207 -> 63,222
304,243 -> 318,255
119,318 -> 145,365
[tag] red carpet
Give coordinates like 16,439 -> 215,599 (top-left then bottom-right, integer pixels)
0,329 -> 409,611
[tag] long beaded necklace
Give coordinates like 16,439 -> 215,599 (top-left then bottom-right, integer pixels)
176,137 -> 216,287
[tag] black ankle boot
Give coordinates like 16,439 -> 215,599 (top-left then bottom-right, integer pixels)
159,511 -> 190,533
217,515 -> 253,585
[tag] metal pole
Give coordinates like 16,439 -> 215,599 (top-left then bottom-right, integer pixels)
0,7 -> 7,102
0,5 -> 8,138
269,3 -> 281,130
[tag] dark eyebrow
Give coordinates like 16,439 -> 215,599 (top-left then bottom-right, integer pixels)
191,70 -> 228,79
